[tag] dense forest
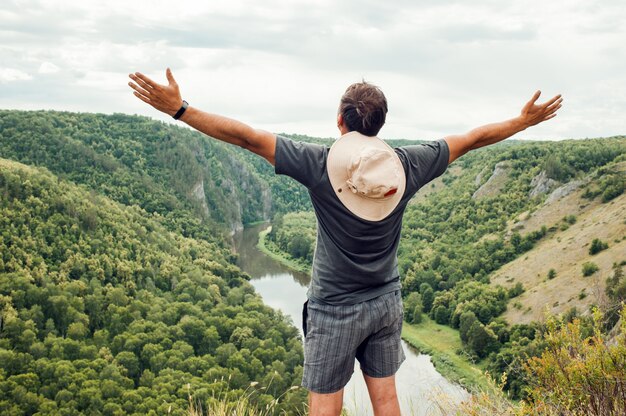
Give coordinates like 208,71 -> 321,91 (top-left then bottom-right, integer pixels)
265,135 -> 626,399
1,109 -> 624,414
0,110 -> 273,236
0,111 -> 307,415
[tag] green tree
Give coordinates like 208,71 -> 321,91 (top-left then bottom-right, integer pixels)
403,293 -> 422,323
433,305 -> 450,325
419,283 -> 434,313
467,321 -> 498,358
459,311 -> 478,344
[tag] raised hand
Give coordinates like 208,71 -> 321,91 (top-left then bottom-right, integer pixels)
520,90 -> 563,128
128,68 -> 183,117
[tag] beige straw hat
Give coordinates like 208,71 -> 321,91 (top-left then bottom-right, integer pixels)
327,131 -> 406,221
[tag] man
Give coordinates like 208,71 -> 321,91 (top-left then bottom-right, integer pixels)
128,69 -> 562,415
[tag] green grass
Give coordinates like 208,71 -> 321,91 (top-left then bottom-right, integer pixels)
256,227 -> 312,274
402,317 -> 491,393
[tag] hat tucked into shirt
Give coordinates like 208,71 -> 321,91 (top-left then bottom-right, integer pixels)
327,131 -> 406,221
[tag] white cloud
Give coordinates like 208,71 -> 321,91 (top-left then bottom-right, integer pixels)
38,62 -> 60,74
0,68 -> 32,82
0,0 -> 624,140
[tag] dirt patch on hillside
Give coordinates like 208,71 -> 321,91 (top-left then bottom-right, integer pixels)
491,192 -> 626,325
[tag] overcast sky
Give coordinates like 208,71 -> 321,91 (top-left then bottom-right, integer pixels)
1,0 -> 625,140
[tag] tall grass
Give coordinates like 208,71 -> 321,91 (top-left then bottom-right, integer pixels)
187,380 -> 306,416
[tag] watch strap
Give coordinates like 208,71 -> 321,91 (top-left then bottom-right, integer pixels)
173,100 -> 189,120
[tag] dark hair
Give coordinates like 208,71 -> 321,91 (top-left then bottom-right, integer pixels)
339,81 -> 388,136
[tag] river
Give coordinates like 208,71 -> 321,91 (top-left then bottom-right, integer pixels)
233,223 -> 469,415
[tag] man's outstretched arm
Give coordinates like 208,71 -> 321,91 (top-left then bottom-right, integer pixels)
128,68 -> 276,165
444,91 -> 563,164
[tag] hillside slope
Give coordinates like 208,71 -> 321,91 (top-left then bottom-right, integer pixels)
0,157 -> 306,414
491,173 -> 626,324
0,110 -> 271,235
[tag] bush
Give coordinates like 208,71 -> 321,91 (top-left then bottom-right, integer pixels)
523,307 -> 626,416
600,175 -> 624,202
589,238 -> 609,255
563,215 -> 577,225
547,269 -> 557,279
582,262 -> 599,277
508,282 -> 525,298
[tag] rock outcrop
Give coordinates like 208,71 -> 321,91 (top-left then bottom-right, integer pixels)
545,178 -> 587,204
472,162 -> 510,199
529,171 -> 559,198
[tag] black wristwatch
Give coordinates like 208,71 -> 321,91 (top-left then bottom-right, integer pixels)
173,100 -> 189,120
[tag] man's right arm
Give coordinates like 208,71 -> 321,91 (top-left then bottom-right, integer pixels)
177,107 -> 276,165
128,69 -> 276,165
444,91 -> 563,164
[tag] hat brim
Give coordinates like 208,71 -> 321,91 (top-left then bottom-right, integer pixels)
327,131 -> 406,222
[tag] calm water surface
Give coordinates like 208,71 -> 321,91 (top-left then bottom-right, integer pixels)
233,224 -> 469,415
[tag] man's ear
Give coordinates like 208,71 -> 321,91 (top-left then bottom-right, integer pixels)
337,113 -> 349,134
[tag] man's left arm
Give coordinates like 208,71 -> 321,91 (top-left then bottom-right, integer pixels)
128,69 -> 276,165
444,91 -> 563,164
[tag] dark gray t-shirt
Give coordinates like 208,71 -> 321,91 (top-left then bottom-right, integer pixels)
274,135 -> 449,305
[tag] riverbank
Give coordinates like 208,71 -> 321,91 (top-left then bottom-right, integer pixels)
402,318 -> 490,393
256,227 -> 490,393
256,227 -> 312,274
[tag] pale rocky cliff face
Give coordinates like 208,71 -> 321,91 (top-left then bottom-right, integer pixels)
472,161 -> 511,199
191,179 -> 209,217
528,170 -> 559,198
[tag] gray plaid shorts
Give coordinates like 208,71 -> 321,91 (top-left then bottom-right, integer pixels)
301,289 -> 405,394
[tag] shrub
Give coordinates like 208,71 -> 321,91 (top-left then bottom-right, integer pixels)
600,175 -> 624,202
523,307 -> 626,416
582,262 -> 599,277
547,269 -> 557,279
508,282 -> 525,298
589,238 -> 609,255
563,215 -> 577,225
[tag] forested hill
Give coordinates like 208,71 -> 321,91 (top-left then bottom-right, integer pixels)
0,110 -> 311,415
0,110 -> 272,236
1,109 -> 624,412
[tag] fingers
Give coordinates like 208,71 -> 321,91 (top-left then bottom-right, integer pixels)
132,91 -> 151,105
166,67 -> 177,86
530,90 -> 541,104
543,94 -> 562,108
547,103 -> 562,116
130,72 -> 160,90
128,80 -> 151,98
129,73 -> 156,92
